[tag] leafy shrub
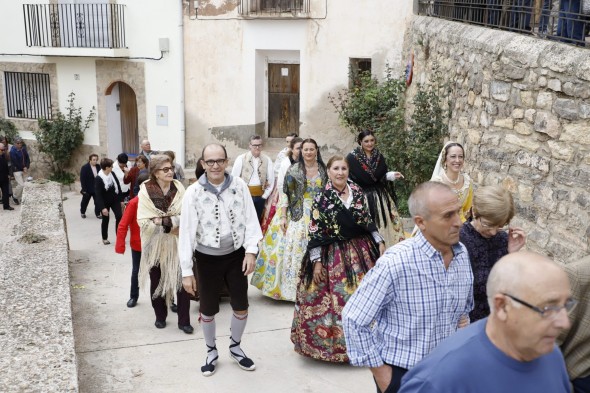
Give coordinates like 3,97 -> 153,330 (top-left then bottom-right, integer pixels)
0,118 -> 19,144
34,92 -> 95,184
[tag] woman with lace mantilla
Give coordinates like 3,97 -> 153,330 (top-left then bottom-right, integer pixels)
431,141 -> 473,223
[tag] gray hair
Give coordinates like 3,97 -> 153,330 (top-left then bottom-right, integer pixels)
149,154 -> 172,181
408,181 -> 453,218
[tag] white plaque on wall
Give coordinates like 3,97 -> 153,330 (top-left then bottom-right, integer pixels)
156,105 -> 168,126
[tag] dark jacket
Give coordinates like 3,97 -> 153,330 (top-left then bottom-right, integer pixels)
80,162 -> 100,194
94,173 -> 122,211
0,154 -> 9,183
9,146 -> 30,172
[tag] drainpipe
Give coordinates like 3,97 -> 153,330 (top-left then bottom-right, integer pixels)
177,0 -> 186,167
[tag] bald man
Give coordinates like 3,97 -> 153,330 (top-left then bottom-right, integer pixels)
343,181 -> 474,393
399,252 -> 574,393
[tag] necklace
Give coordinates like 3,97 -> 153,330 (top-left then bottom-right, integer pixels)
333,183 -> 347,196
443,171 -> 461,185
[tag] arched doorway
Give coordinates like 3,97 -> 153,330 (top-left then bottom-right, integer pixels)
105,81 -> 138,158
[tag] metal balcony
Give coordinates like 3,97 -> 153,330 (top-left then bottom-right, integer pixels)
23,3 -> 126,49
238,0 -> 310,18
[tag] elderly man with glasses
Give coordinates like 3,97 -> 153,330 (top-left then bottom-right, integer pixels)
231,135 -> 274,221
179,143 -> 263,377
398,251 -> 574,393
0,143 -> 13,210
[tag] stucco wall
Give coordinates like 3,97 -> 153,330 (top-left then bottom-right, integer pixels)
183,0 -> 414,166
404,16 -> 590,262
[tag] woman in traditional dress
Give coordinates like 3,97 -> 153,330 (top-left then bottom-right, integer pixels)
260,136 -> 302,234
431,141 -> 474,222
251,137 -> 304,299
94,158 -> 123,245
291,155 -> 385,362
137,154 -> 193,334
347,130 -> 405,246
258,138 -> 327,301
459,185 -> 526,322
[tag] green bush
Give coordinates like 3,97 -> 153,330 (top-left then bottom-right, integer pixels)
0,118 -> 19,144
35,92 -> 95,184
329,63 -> 451,215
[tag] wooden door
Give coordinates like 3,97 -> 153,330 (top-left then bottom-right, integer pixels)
268,63 -> 300,138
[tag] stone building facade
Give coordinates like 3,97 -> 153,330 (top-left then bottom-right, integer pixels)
404,16 -> 590,262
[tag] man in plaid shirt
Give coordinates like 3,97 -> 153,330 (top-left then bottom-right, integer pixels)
343,181 -> 474,393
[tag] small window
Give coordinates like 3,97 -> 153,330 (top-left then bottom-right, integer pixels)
4,72 -> 52,119
349,58 -> 372,88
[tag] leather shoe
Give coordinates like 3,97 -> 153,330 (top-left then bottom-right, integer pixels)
12,197 -> 20,205
170,302 -> 178,313
81,213 -> 86,219
154,320 -> 166,329
178,324 -> 194,334
4,207 -> 14,211
126,298 -> 137,308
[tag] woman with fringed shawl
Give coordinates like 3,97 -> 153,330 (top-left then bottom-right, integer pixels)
291,155 -> 385,363
137,154 -> 192,333
346,130 -> 405,246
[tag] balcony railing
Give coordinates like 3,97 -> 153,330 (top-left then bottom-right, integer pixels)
238,0 -> 310,17
417,0 -> 589,48
23,3 -> 126,49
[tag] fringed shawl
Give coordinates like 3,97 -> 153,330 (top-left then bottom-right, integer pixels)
137,179 -> 185,304
283,162 -> 328,222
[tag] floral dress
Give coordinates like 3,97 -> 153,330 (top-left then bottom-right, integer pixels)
291,181 -> 380,362
432,172 -> 474,222
251,174 -> 324,301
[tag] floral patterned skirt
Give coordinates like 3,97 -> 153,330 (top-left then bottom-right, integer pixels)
260,186 -> 280,235
290,235 -> 377,363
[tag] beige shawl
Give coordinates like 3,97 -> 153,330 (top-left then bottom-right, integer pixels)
137,179 -> 185,305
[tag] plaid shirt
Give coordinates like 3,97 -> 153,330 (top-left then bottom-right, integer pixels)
343,231 -> 474,369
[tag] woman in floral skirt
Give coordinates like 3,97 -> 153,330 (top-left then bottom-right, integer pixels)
291,155 -> 385,362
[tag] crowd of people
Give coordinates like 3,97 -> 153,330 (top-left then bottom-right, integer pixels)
72,133 -> 587,392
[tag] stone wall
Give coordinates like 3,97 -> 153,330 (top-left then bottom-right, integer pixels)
0,181 -> 78,392
404,16 -> 590,262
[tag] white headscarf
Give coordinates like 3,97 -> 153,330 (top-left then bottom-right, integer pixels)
98,169 -> 119,193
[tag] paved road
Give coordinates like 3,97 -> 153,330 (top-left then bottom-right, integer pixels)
64,189 -> 374,392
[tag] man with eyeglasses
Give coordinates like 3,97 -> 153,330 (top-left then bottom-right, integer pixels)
231,135 -> 274,221
0,143 -> 13,210
398,251 -> 574,393
558,256 -> 590,393
178,143 -> 263,377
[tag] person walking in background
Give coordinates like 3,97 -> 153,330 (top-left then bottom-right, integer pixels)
9,137 -> 30,206
125,155 -> 149,199
231,135 -> 274,221
0,136 -> 14,204
137,155 -> 191,334
557,0 -> 586,46
163,150 -> 186,185
0,143 -> 13,211
399,252 -> 573,393
179,144 -> 262,376
273,133 -> 298,179
139,139 -> 154,161
460,185 -> 526,322
251,137 -> 303,298
260,136 -> 302,235
343,182 -> 473,393
347,130 -> 405,247
94,158 -> 123,245
430,141 -> 473,222
112,153 -> 131,206
116,172 -> 150,309
80,153 -> 101,219
291,155 -> 385,363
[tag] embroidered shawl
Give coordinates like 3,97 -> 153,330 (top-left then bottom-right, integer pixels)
137,179 -> 185,305
283,162 -> 327,222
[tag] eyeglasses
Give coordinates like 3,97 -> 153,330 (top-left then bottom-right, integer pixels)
203,159 -> 227,167
503,293 -> 577,319
478,217 -> 508,231
157,166 -> 175,173
250,144 -> 263,149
